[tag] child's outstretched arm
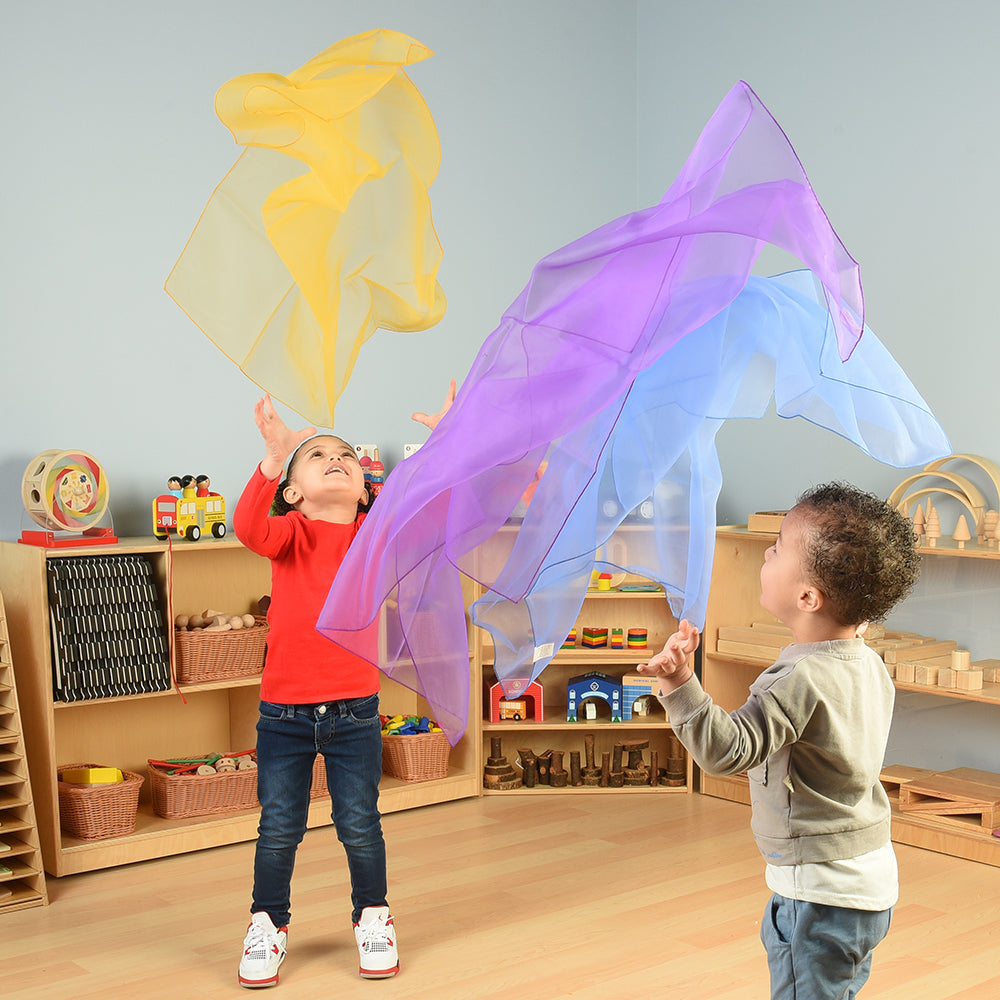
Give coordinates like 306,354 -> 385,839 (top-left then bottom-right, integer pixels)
254,395 -> 317,480
411,378 -> 457,431
636,619 -> 701,695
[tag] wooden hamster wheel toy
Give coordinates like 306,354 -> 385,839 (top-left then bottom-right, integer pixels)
20,449 -> 116,547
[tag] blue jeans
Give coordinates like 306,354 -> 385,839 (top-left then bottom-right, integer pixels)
761,894 -> 893,999
252,695 -> 387,926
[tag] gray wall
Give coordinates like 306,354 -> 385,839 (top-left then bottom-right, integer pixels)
1,0 -> 637,537
635,0 -> 1000,772
3,1 -> 996,770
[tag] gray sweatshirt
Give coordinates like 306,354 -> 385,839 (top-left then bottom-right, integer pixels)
659,638 -> 894,865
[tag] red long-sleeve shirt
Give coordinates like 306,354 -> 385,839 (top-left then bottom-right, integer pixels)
233,465 -> 379,704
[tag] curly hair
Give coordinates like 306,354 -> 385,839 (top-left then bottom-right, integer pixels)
793,482 -> 920,626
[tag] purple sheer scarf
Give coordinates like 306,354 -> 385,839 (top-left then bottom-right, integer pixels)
316,82 -> 950,742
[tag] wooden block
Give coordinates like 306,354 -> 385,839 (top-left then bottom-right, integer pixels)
973,659 -> 1000,683
717,626 -> 787,647
880,764 -> 935,795
956,669 -> 983,691
894,662 -> 916,683
914,663 -> 940,686
747,511 -> 787,532
716,639 -> 779,661
750,622 -> 793,637
951,649 -> 972,670
937,668 -> 958,689
882,660 -> 896,679
884,640 -> 958,664
898,769 -> 1000,829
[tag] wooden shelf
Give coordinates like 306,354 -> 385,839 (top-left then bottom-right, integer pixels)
0,592 -> 48,911
474,576 -> 693,795
0,536 -> 478,878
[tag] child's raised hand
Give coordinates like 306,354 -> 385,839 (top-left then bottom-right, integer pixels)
411,378 -> 457,431
636,619 -> 700,694
254,395 -> 316,480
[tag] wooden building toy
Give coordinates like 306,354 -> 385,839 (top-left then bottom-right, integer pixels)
566,672 -> 622,722
610,628 -> 624,649
621,672 -> 663,721
489,678 -> 544,723
561,628 -> 578,649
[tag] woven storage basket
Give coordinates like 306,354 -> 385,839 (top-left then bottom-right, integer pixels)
174,617 -> 269,684
382,731 -> 450,782
310,754 -> 329,799
57,763 -> 144,840
149,754 -> 259,818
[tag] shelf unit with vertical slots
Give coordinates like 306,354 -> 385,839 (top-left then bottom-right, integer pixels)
0,590 -> 48,911
0,536 -> 479,877
700,525 -> 1000,867
476,572 -> 694,794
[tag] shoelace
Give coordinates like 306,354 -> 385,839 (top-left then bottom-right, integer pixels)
245,921 -> 284,959
357,917 -> 394,953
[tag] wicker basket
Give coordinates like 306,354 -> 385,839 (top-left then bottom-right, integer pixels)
382,731 -> 451,782
149,754 -> 259,818
57,763 -> 144,840
174,617 -> 269,684
310,754 -> 329,799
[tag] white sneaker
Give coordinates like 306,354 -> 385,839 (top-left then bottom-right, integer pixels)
239,912 -> 287,988
353,905 -> 399,979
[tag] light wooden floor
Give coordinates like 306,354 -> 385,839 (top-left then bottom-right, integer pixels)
9,793 -> 1000,999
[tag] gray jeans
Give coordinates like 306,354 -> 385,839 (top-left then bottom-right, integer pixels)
761,894 -> 893,999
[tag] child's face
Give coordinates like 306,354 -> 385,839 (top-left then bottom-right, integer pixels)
759,506 -> 812,623
286,436 -> 366,508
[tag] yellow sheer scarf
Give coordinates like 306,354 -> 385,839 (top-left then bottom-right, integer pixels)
166,29 -> 446,425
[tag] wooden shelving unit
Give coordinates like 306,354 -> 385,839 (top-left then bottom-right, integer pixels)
0,591 -> 48,911
0,536 -> 478,877
475,578 -> 693,794
700,526 -> 1000,866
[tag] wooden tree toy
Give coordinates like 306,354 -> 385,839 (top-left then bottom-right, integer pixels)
924,503 -> 941,547
912,503 -> 926,539
953,515 -> 972,549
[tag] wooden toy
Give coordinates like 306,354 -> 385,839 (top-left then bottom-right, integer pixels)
517,748 -> 538,787
889,454 -> 1000,551
581,627 -> 608,648
482,737 -> 522,790
898,767 -> 1000,832
561,628 -> 577,649
622,740 -> 650,785
153,482 -> 226,541
549,750 -> 568,787
596,572 -> 613,591
566,672 -> 622,722
20,449 -> 116,546
662,731 -> 687,786
956,669 -> 984,691
627,628 -> 647,650
622,673 -> 662,721
581,734 -> 600,785
747,510 -> 788,533
59,767 -> 123,785
489,679 -> 544,723
569,750 -> 582,787
610,628 -> 624,649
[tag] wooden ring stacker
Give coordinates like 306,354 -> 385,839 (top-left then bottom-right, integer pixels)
21,449 -> 110,531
